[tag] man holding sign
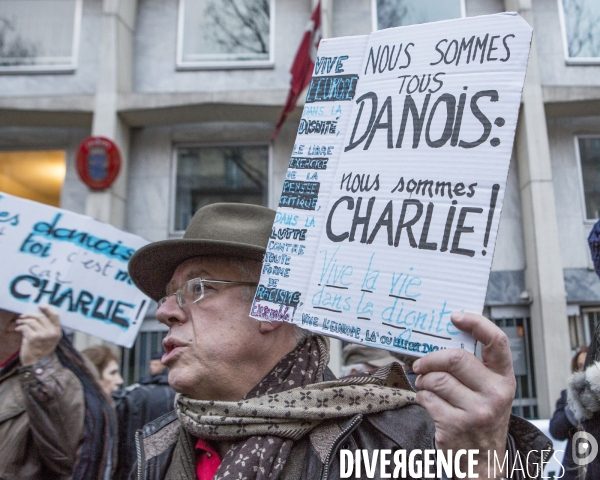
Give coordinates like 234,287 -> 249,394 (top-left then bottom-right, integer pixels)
128,203 -> 549,479
0,306 -> 117,479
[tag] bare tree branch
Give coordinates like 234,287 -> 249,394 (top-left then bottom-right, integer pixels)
203,0 -> 270,56
563,0 -> 600,58
377,0 -> 409,29
0,16 -> 39,65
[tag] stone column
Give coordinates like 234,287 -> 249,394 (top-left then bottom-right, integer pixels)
504,0 -> 571,417
85,0 -> 137,228
74,0 -> 137,351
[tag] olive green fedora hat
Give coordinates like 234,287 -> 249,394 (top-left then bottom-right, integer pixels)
128,203 -> 275,301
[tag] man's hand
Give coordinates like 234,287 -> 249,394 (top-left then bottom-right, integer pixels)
15,305 -> 62,366
413,312 -> 516,478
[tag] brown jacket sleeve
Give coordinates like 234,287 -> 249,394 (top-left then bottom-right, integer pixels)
19,351 -> 85,475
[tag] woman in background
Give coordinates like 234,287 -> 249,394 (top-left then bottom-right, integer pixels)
550,346 -> 588,480
83,345 -> 124,395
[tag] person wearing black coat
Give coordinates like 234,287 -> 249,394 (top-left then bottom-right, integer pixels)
550,390 -> 580,480
550,347 -> 588,480
567,220 -> 600,479
112,357 -> 176,480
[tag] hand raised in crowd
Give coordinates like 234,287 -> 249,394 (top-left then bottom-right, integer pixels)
15,305 -> 63,366
413,312 -> 516,478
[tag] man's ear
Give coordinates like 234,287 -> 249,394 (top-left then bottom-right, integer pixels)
258,320 -> 286,334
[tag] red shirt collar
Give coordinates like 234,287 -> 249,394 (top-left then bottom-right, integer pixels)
195,438 -> 221,480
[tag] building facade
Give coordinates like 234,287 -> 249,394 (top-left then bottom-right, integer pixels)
1,0 -> 599,418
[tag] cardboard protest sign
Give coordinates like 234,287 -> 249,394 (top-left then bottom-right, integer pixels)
251,12 -> 532,357
0,193 -> 150,347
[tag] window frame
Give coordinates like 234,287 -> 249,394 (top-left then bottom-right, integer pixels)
176,0 -> 275,71
169,141 -> 272,236
0,0 -> 83,74
574,134 -> 600,223
557,0 -> 600,65
371,0 -> 466,32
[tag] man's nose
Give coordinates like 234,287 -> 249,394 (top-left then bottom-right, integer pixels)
156,294 -> 185,325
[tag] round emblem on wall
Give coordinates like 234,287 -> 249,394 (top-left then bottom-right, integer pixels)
76,136 -> 122,190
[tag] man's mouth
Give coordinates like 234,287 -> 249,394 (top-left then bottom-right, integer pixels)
162,337 -> 187,364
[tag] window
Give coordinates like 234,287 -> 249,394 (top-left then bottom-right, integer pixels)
177,0 -> 273,69
172,145 -> 269,233
373,0 -> 463,30
0,150 -> 66,206
492,315 -> 538,419
559,0 -> 600,62
0,0 -> 82,72
583,308 -> 600,344
576,137 -> 600,220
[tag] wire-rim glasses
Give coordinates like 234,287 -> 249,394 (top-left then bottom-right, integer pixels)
158,277 -> 257,309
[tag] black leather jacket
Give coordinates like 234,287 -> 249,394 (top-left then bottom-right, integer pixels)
113,372 -> 176,480
131,404 -> 551,480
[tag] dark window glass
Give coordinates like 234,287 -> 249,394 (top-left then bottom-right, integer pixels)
0,0 -> 79,69
180,0 -> 271,65
579,138 -> 600,220
174,145 -> 268,231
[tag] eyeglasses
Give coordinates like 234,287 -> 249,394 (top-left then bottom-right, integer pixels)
158,277 -> 258,309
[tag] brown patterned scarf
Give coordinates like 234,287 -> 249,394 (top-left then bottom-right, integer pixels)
175,335 -> 415,480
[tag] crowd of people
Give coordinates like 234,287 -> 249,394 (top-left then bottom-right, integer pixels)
4,202 -> 600,479
0,306 -> 175,480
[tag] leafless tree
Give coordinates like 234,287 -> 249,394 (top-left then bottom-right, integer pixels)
563,0 -> 600,58
204,0 -> 270,55
376,0 -> 410,30
0,17 -> 38,65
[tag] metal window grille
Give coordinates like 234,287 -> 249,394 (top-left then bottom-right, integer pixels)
583,308 -> 600,343
121,330 -> 168,386
173,145 -> 269,233
492,316 -> 538,419
569,313 -> 589,350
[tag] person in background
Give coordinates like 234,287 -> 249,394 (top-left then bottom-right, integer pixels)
550,346 -> 588,480
341,344 -> 418,390
112,350 -> 176,480
392,352 -> 419,390
341,344 -> 399,375
127,202 -> 550,479
140,351 -> 168,383
83,344 -> 124,395
0,305 -> 117,480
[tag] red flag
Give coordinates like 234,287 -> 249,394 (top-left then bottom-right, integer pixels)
272,1 -> 322,138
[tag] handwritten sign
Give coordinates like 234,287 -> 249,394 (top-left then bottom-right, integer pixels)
0,192 -> 150,347
251,13 -> 532,356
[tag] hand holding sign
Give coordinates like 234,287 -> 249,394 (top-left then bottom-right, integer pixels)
413,312 -> 515,477
250,13 -> 533,359
16,305 -> 63,366
0,193 -> 149,347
